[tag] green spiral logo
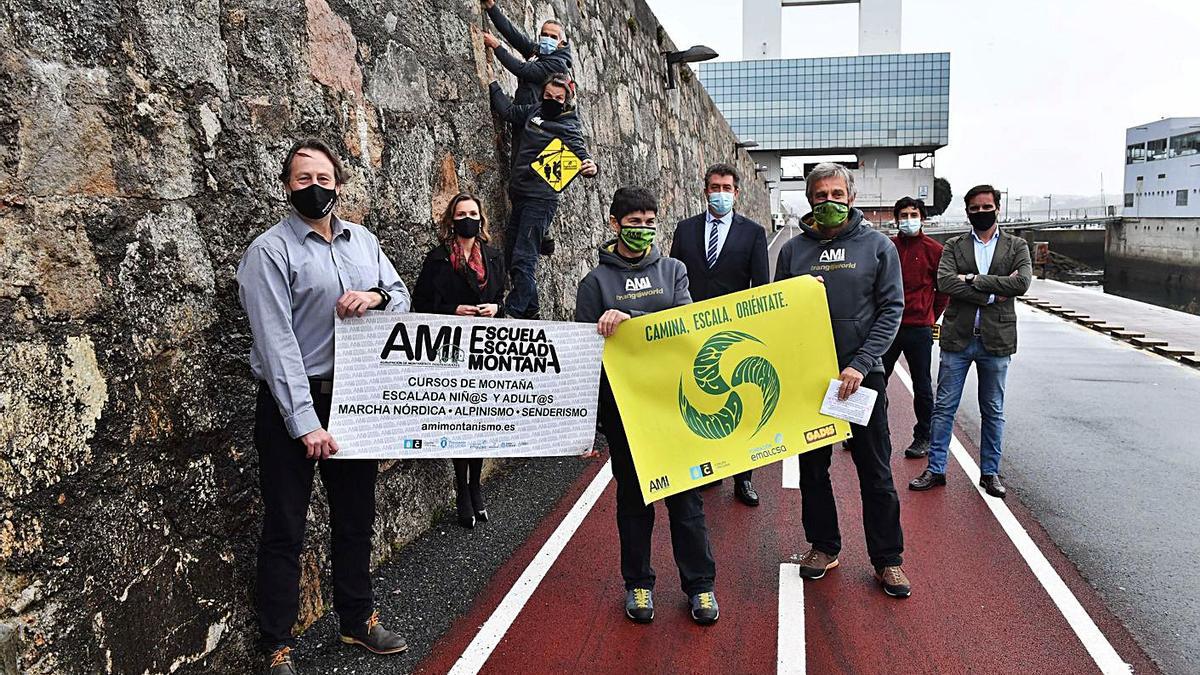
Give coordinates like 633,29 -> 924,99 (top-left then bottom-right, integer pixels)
678,330 -> 780,440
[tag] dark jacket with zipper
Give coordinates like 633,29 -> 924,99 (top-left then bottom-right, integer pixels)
774,209 -> 904,376
411,242 -> 507,316
937,230 -> 1032,356
489,81 -> 592,202
486,4 -> 574,106
891,231 -> 950,327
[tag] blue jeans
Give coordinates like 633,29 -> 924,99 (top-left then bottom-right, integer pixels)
927,337 -> 1011,476
503,197 -> 558,319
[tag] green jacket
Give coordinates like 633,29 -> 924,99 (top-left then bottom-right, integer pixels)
936,230 -> 1033,356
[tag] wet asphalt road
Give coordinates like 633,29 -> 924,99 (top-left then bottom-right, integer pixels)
936,304 -> 1200,674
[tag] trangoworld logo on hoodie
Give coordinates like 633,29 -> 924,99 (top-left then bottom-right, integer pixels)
616,275 -> 663,302
813,247 -> 857,272
678,331 -> 780,440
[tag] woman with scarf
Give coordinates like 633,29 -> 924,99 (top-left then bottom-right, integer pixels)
412,193 -> 507,528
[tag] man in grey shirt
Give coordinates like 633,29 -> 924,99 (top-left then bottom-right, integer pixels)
237,139 -> 410,674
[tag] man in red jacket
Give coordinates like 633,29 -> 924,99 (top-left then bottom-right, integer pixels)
884,197 -> 949,459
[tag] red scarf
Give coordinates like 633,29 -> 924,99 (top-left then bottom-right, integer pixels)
450,240 -> 487,289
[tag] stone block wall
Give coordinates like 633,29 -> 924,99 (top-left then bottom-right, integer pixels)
0,0 -> 768,671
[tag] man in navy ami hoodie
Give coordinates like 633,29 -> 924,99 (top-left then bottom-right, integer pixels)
575,187 -> 719,627
774,163 -> 910,599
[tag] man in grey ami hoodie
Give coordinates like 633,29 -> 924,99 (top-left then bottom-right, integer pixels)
774,163 -> 911,599
575,186 -> 720,628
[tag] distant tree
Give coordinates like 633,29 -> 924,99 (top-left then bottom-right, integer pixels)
930,177 -> 952,216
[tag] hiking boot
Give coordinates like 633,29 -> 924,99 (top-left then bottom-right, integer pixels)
903,438 -> 930,458
264,647 -> 297,675
689,591 -> 720,625
909,469 -> 946,491
796,548 -> 839,580
469,482 -> 489,523
339,611 -> 408,655
875,566 -> 912,598
624,588 -> 654,623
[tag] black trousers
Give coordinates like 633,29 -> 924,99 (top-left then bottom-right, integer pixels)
798,372 -> 904,568
254,383 -> 378,650
882,325 -> 935,441
603,407 -> 716,596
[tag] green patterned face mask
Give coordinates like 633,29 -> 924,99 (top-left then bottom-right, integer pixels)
619,226 -> 656,252
812,200 -> 850,228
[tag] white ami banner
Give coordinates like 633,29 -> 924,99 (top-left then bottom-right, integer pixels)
327,313 -> 604,459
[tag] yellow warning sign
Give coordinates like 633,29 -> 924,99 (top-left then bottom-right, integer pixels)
531,138 -> 582,192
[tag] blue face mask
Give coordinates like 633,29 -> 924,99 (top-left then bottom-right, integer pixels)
538,36 -> 559,55
708,191 -> 735,216
898,218 -> 922,236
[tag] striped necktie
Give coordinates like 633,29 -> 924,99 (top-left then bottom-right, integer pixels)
706,218 -> 720,268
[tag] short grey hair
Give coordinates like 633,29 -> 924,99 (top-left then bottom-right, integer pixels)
805,162 -> 856,202
542,18 -> 567,42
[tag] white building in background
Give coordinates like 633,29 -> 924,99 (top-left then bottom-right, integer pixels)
1124,118 -> 1200,219
704,0 -> 948,226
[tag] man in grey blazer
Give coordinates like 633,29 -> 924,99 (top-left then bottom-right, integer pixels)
909,185 -> 1032,499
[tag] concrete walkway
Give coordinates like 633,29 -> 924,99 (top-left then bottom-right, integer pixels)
1023,279 -> 1200,365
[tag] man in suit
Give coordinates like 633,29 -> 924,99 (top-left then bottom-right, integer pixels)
909,185 -> 1032,499
670,163 -> 770,507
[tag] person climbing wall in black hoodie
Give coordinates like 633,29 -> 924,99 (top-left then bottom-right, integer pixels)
575,186 -> 720,628
491,73 -> 598,319
774,162 -> 910,600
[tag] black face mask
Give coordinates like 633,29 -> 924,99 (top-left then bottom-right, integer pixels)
968,209 -> 997,231
540,98 -> 564,119
453,217 -> 481,239
289,184 -> 338,220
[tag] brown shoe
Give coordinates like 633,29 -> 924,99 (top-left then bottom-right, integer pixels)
264,647 -> 298,675
339,610 -> 408,655
796,548 -> 839,580
875,566 -> 912,598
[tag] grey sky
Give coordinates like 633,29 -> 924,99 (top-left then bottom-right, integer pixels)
646,0 -> 1200,205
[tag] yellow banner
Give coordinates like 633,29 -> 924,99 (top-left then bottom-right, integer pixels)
603,276 -> 852,503
531,138 -> 581,192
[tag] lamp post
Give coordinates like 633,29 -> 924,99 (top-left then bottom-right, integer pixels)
1015,196 -> 1023,220
1044,194 -> 1053,221
663,46 -> 719,90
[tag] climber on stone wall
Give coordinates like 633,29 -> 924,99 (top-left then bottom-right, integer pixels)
490,72 -> 599,319
480,0 -> 573,106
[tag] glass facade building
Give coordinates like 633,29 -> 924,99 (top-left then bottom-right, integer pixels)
700,53 -> 950,152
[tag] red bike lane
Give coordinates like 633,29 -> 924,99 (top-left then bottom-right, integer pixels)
420,372 -> 1156,674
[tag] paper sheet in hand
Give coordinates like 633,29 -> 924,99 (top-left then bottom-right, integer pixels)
819,379 -> 877,426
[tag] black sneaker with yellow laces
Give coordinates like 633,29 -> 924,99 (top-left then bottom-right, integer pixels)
689,591 -> 720,625
339,610 -> 408,655
624,588 -> 654,623
264,646 -> 297,675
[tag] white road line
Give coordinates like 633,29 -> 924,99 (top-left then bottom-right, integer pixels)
768,224 -> 792,251
781,454 -> 799,489
777,564 -> 806,675
893,364 -> 1132,674
448,460 -> 614,675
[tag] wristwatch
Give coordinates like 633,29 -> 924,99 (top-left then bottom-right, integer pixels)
965,273 -> 977,286
368,287 -> 391,309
